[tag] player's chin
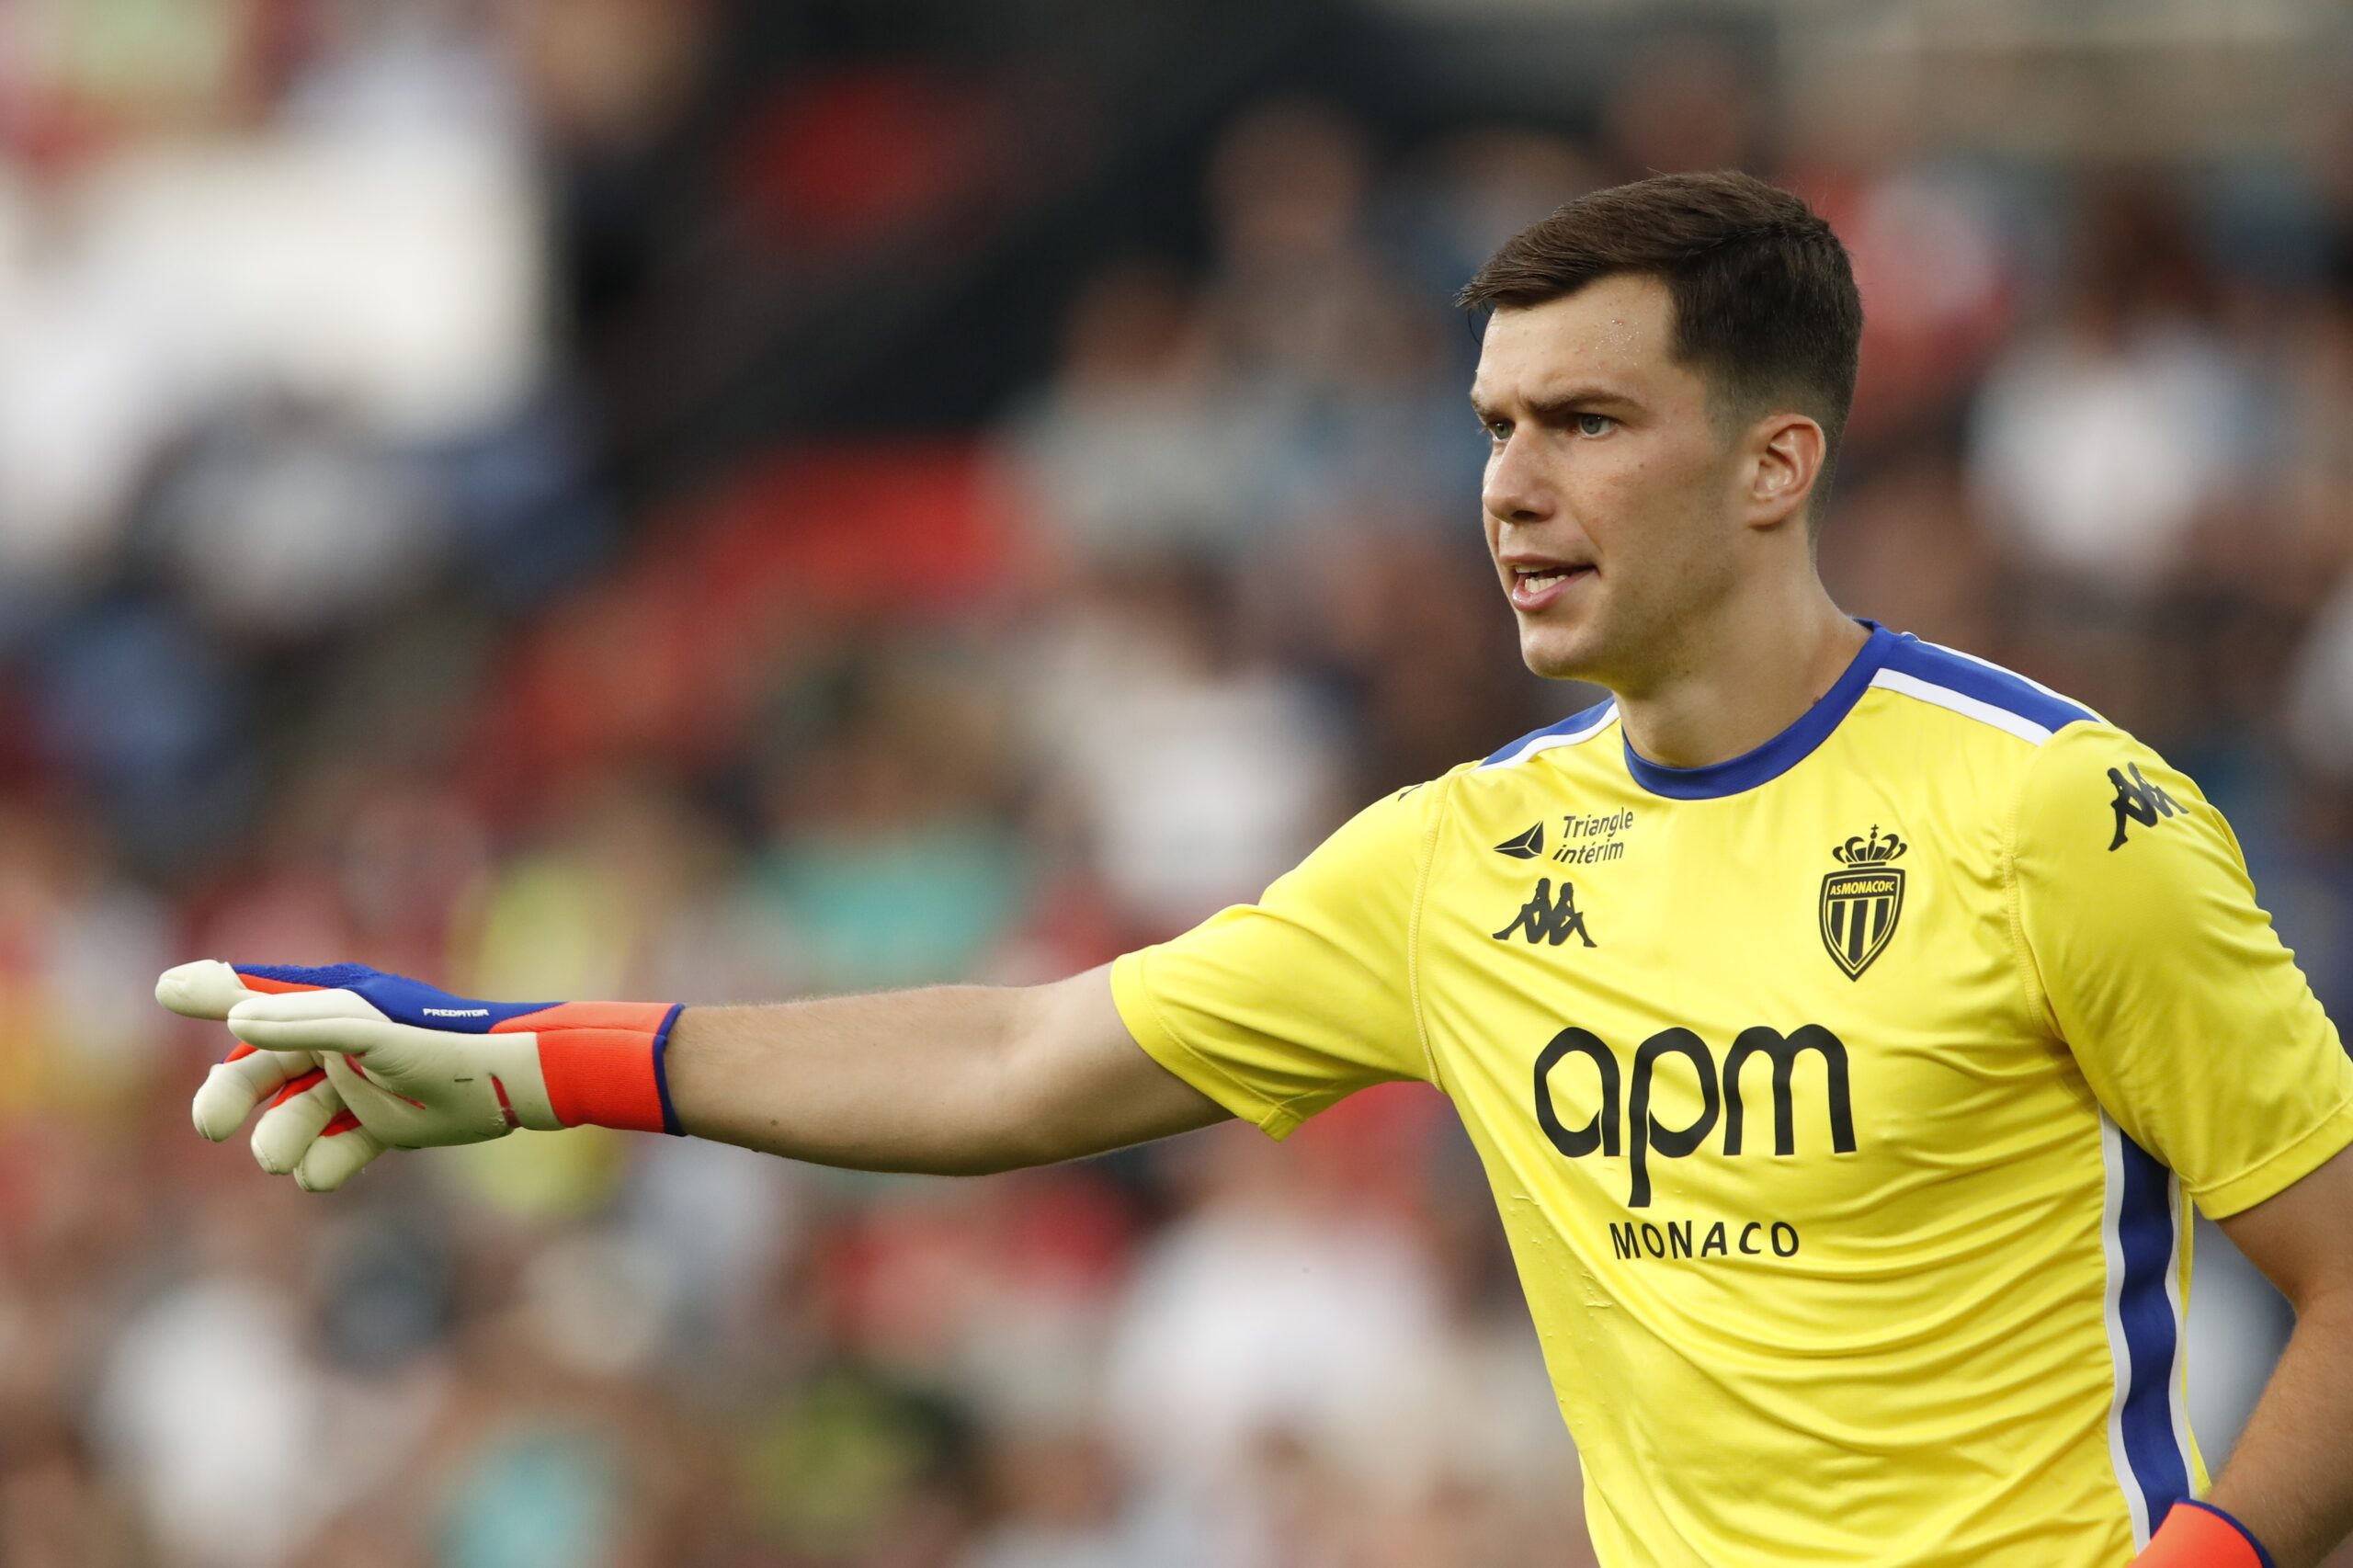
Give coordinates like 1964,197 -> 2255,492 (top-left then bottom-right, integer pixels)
1515,619 -> 1606,682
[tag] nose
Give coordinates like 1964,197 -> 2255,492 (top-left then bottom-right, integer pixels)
1482,429 -> 1552,527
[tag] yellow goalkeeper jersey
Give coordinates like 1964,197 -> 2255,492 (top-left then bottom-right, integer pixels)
1109,621 -> 2353,1568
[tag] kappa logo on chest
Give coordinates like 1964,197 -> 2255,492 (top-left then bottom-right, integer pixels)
1486,808 -> 1634,952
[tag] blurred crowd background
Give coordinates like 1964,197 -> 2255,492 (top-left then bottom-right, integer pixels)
5,0 -> 2353,1563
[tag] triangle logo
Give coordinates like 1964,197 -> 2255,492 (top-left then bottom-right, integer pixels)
1494,823 -> 1546,860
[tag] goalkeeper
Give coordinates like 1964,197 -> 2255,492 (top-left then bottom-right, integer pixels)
163,171 -> 2353,1568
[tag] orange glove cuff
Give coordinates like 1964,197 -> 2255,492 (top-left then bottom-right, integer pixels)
2136,1502 -> 2271,1568
493,1002 -> 686,1134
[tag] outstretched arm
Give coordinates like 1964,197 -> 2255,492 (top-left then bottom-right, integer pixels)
663,965 -> 1232,1175
169,770 -> 1450,1188
164,959 -> 1230,1187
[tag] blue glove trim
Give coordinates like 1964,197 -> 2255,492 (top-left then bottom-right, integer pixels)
651,1003 -> 687,1137
238,961 -> 380,990
236,963 -> 554,1034
2179,1500 -> 2276,1568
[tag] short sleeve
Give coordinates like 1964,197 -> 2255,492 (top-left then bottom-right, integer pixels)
2012,721 -> 2353,1217
1109,774 -> 1453,1140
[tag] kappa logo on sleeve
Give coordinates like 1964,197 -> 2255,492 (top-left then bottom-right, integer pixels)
2106,763 -> 2180,851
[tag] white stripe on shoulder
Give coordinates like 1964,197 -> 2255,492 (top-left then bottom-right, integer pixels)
1869,668 -> 2054,744
1478,703 -> 1620,770
1920,639 -> 2100,719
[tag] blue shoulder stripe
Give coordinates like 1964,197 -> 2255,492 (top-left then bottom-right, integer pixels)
1878,636 -> 2096,735
1479,698 -> 1618,769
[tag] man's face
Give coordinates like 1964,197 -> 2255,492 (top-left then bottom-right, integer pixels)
1471,274 -> 1747,690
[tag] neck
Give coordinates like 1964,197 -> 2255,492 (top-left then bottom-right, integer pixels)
1610,578 -> 1869,771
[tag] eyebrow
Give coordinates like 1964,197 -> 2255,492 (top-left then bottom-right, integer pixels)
1470,385 -> 1643,423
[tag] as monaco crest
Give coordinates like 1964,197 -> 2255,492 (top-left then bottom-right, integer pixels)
1820,826 -> 1905,980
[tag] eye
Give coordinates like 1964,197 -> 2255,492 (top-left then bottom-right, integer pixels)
1574,412 -> 1616,437
1480,417 -> 1510,444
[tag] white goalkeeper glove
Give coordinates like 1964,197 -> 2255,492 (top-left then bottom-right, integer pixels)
161,960 -> 685,1191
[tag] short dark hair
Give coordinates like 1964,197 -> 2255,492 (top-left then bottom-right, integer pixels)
1458,169 -> 1863,524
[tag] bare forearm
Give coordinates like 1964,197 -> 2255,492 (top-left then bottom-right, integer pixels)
665,984 -> 1039,1175
2204,1293 -> 2353,1568
660,967 -> 1228,1176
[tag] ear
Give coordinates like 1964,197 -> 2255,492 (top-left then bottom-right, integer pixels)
1742,413 -> 1825,531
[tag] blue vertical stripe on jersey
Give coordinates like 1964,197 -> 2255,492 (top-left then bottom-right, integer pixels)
2114,1127 -> 2192,1531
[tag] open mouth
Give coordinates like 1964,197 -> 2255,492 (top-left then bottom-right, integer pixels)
1508,562 -> 1594,608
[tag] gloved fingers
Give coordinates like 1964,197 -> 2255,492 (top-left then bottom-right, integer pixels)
171,960 -> 412,1186
156,960 -> 263,1022
317,1049 -> 430,1141
252,1071 -> 391,1190
226,990 -> 395,1056
320,1048 -> 495,1149
293,1114 -> 385,1193
226,987 -> 389,1027
192,1044 -> 320,1142
251,1067 -> 342,1176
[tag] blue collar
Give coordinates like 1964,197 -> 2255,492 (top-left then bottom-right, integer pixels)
1620,621 -> 1895,801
